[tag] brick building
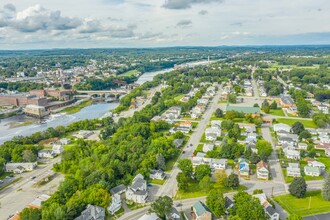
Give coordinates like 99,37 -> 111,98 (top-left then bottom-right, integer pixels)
0,94 -> 47,107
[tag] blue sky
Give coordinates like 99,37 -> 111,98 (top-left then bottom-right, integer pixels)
0,0 -> 329,49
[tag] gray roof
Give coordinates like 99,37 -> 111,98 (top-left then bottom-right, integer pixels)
266,206 -> 277,216
75,204 -> 105,220
225,196 -> 234,209
131,178 -> 146,191
281,95 -> 294,105
110,184 -> 126,195
174,139 -> 184,147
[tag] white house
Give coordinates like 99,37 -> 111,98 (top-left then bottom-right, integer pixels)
318,104 -> 329,114
202,143 -> 215,153
308,161 -> 326,170
5,162 -> 37,174
297,143 -> 308,150
149,169 -> 166,180
257,160 -> 269,180
304,166 -> 321,176
108,194 -> 121,215
205,133 -> 217,141
211,159 -> 227,170
38,149 -> 56,159
284,149 -> 300,160
211,120 -> 222,128
138,213 -> 160,220
164,106 -> 182,119
287,163 -> 301,177
273,123 -> 291,133
52,144 -> 64,154
205,127 -> 221,137
125,174 -> 148,204
59,138 -> 71,145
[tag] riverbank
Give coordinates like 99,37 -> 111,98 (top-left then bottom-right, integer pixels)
60,100 -> 93,114
5,120 -> 34,129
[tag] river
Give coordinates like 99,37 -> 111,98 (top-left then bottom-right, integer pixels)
0,67 -> 175,143
0,60 -> 211,143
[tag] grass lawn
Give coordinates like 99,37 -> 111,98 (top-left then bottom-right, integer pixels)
269,108 -> 285,116
174,94 -> 185,101
274,190 -> 330,217
282,168 -> 323,183
174,181 -> 246,200
200,133 -> 211,143
120,69 -> 140,77
193,144 -> 204,155
192,122 -> 199,128
165,153 -> 181,172
150,179 -> 165,185
61,100 -> 93,114
276,118 -> 317,128
318,157 -> 330,172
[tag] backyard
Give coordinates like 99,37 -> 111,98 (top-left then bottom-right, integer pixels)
276,118 -> 317,128
274,190 -> 330,217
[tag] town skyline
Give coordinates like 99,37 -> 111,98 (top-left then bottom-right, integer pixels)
1,0 -> 330,49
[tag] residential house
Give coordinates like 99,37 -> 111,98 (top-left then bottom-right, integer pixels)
166,207 -> 181,220
202,143 -> 214,153
284,148 -> 300,160
150,169 -> 166,180
125,174 -> 148,204
108,194 -> 121,215
273,123 -> 291,133
239,158 -> 250,177
5,162 -> 37,174
74,204 -> 105,220
287,163 -> 301,177
254,193 -> 279,220
76,130 -> 94,139
257,160 -> 269,180
211,159 -> 227,170
304,166 -> 321,176
211,120 -> 222,128
138,213 -> 161,220
280,95 -> 295,108
326,148 -> 330,157
224,197 -> 234,214
38,149 -> 56,159
205,127 -> 221,137
306,128 -> 317,135
193,201 -> 212,220
173,139 -> 184,148
318,104 -> 329,114
169,126 -> 190,134
179,121 -> 192,130
315,143 -> 330,151
52,144 -> 64,154
164,106 -> 182,119
298,143 -> 308,150
110,184 -> 126,196
320,135 -> 330,144
205,133 -> 217,141
307,161 -> 326,170
59,138 -> 71,145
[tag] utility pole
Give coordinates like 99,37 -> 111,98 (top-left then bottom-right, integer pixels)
308,196 -> 312,209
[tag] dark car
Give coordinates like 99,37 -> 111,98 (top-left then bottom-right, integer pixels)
31,176 -> 37,180
182,151 -> 185,154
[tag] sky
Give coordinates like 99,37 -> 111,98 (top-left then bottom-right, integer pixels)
0,0 -> 329,49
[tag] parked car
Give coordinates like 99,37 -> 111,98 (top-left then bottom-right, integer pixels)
31,176 -> 36,180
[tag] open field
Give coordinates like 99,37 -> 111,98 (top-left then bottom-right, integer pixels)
274,190 -> 330,217
269,108 -> 285,116
275,118 -> 317,128
120,69 -> 140,77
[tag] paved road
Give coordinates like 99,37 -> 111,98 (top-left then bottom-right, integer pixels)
155,84 -> 223,197
0,157 -> 63,219
304,213 -> 330,220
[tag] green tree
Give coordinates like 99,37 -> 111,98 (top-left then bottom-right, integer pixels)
270,101 -> 277,110
250,153 -> 261,164
20,208 -> 42,220
149,196 -> 173,219
322,173 -> 330,201
233,191 -> 265,220
215,108 -> 224,118
256,140 -> 273,158
224,173 -> 239,188
292,122 -> 305,135
22,150 -> 37,162
206,189 -> 226,217
199,176 -> 212,192
176,172 -> 188,192
228,216 -> 242,220
156,153 -> 166,170
289,177 -> 307,198
287,214 -> 303,220
195,164 -> 211,182
299,130 -> 311,140
214,169 -> 227,187
178,159 -> 193,177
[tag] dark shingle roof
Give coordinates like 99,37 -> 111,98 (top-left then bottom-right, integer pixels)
110,184 -> 126,195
